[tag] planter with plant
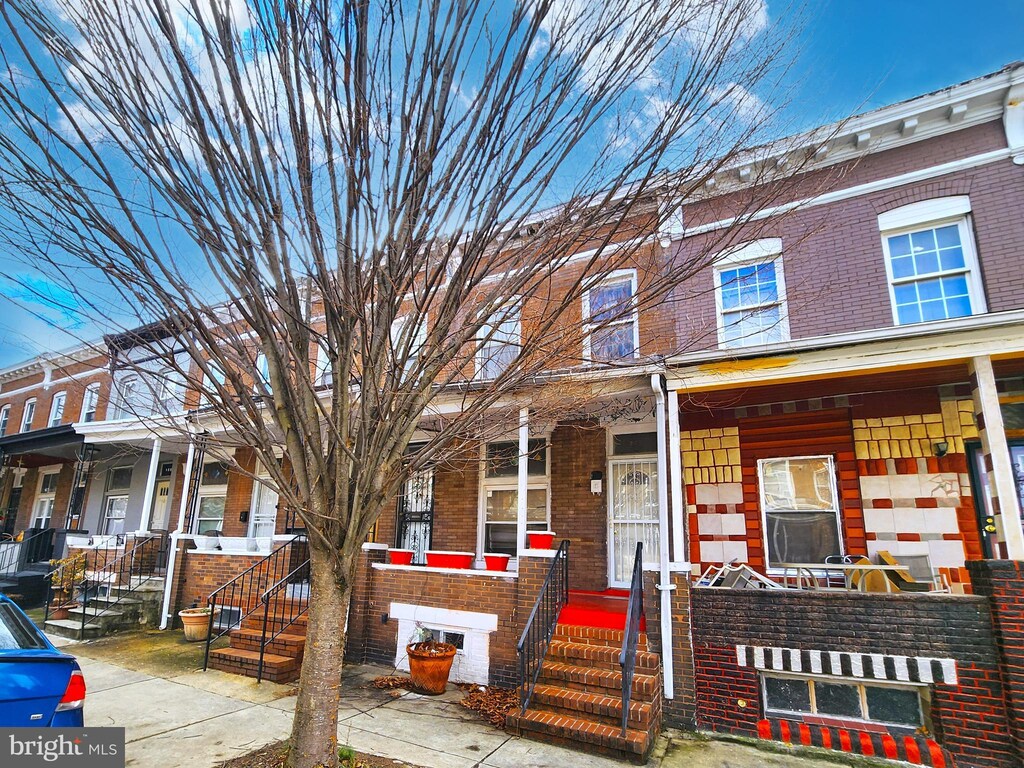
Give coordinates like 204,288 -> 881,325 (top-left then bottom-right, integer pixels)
178,605 -> 220,642
405,625 -> 457,695
47,552 -> 87,620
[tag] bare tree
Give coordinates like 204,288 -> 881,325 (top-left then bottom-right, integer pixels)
0,1 -> 813,765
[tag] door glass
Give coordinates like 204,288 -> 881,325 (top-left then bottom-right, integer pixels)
609,458 -> 659,585
249,482 -> 279,538
150,483 -> 171,529
398,468 -> 434,564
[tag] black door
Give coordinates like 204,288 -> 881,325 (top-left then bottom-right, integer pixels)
967,441 -> 1024,559
396,467 -> 434,565
1,487 -> 20,537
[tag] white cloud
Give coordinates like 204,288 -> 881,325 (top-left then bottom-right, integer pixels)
709,81 -> 765,124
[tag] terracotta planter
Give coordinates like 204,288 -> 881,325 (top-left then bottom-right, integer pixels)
388,548 -> 415,566
406,641 -> 457,695
179,608 -> 219,642
527,531 -> 556,549
425,550 -> 474,569
483,553 -> 510,572
49,603 -> 73,621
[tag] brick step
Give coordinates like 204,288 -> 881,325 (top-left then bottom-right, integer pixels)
545,640 -> 659,672
207,647 -> 300,683
539,661 -> 660,702
241,611 -> 308,633
229,628 -> 306,658
507,708 -> 653,762
529,684 -> 656,730
553,624 -> 648,650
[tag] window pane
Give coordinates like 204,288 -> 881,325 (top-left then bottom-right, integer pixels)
485,489 -> 517,522
909,229 -> 936,255
612,432 -> 659,455
934,224 -> 961,249
938,246 -> 964,271
201,462 -> 229,486
40,473 -> 60,494
917,278 -> 942,301
485,440 -> 546,477
720,285 -> 740,310
896,304 -> 922,324
814,682 -> 862,717
108,467 -> 133,490
764,677 -> 811,713
890,256 -> 915,279
765,511 -> 842,565
921,299 -> 946,322
913,250 -> 939,275
887,233 -> 911,257
591,324 -> 635,360
197,497 -> 225,534
589,279 -> 633,323
761,458 -> 836,512
479,342 -> 518,379
865,686 -> 921,727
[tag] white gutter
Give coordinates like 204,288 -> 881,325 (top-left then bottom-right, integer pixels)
159,435 -> 196,629
667,390 -> 685,563
650,374 -> 675,699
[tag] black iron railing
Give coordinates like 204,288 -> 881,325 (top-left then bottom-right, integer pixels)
619,541 -> 644,736
0,527 -> 54,576
517,539 -> 569,713
256,556 -> 311,682
202,536 -> 309,671
283,508 -> 306,534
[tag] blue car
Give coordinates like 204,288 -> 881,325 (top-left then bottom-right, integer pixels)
0,594 -> 85,726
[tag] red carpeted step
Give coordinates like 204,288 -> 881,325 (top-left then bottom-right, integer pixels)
558,589 -> 646,631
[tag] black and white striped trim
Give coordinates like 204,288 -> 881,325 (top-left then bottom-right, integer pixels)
736,645 -> 957,685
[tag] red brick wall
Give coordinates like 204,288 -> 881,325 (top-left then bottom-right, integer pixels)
428,441 -> 479,552
177,550 -> 267,613
643,571 -> 695,728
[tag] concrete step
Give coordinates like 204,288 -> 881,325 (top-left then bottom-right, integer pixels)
208,647 -> 300,683
44,619 -> 103,640
528,683 -> 656,731
67,606 -> 136,632
539,661 -> 660,702
507,708 -> 653,763
545,640 -> 659,673
229,628 -> 305,658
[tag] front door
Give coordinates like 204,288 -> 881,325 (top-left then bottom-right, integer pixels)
397,468 -> 434,565
2,487 -> 21,536
249,481 -> 279,538
608,457 -> 660,587
968,441 -> 1024,558
150,481 -> 171,530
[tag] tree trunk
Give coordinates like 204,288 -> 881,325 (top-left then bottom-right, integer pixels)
287,545 -> 352,768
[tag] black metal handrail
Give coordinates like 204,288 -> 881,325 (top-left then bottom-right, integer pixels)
0,528 -> 54,576
256,556 -> 311,682
41,551 -> 87,624
516,540 -> 569,713
202,535 -> 309,671
618,541 -> 644,736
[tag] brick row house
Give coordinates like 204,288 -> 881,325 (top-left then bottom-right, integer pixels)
1,63 -> 1024,766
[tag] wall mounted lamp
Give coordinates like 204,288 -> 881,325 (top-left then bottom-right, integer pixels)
933,441 -> 949,458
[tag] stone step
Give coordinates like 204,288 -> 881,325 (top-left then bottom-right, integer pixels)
545,640 -> 659,672
539,661 -> 660,702
528,684 -> 656,731
44,619 -> 102,640
507,708 -> 653,763
229,628 -> 305,658
208,647 -> 300,683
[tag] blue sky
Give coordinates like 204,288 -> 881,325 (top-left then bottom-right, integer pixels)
0,0 -> 1022,369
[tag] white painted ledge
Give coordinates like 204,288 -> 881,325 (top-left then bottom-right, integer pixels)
371,562 -> 518,579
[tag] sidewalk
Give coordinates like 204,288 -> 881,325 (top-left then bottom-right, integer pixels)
56,630 -> 871,768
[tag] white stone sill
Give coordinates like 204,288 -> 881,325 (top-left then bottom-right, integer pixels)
372,562 -> 518,579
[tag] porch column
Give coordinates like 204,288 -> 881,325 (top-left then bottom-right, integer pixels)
516,407 -> 529,560
159,436 -> 196,629
136,436 -> 162,534
652,375 -> 676,699
667,388 -> 686,563
969,355 -> 1024,560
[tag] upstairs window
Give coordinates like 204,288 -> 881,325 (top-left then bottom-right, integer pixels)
584,271 -> 638,361
477,302 -> 521,380
80,383 -> 100,422
20,399 -> 36,433
879,197 -> 985,325
315,343 -> 333,388
390,315 -> 427,376
157,370 -> 185,414
714,239 -> 789,348
48,392 -> 66,428
0,405 -> 9,436
112,376 -> 139,420
254,352 -> 272,394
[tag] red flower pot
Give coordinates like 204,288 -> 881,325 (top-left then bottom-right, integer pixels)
388,548 -> 415,565
425,550 -> 474,569
484,553 -> 510,572
527,531 -> 556,549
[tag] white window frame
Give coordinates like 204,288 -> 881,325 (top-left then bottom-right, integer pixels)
80,383 -> 100,422
314,342 -> 333,388
878,197 -> 987,326
761,671 -> 926,730
200,362 -> 226,407
20,399 -> 36,433
194,462 -> 229,535
248,472 -> 279,539
157,369 -> 185,414
390,314 -> 428,375
103,495 -> 129,535
758,455 -> 843,569
33,468 -> 60,528
476,301 -> 521,380
0,405 -> 9,436
477,438 -> 551,560
713,239 -> 790,349
48,391 -> 66,428
112,376 -> 139,420
583,269 -> 639,362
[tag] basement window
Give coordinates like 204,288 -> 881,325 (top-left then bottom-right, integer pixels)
423,627 -> 465,651
762,673 -> 926,730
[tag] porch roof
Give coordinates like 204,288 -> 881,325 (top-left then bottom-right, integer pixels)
0,424 -> 82,464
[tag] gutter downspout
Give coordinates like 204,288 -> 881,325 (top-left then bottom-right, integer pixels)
667,389 -> 685,563
651,374 -> 675,699
159,434 -> 196,630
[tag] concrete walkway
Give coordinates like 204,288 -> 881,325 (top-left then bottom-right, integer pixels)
54,632 -> 872,768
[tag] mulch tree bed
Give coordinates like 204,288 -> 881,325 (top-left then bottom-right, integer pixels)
215,740 -> 425,768
369,675 -> 518,729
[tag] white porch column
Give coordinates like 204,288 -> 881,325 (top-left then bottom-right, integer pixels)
652,375 -> 675,699
160,437 -> 196,629
136,436 -> 162,534
667,388 -> 685,563
516,407 -> 529,559
970,355 -> 1024,559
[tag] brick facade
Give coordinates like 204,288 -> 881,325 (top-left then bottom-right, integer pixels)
690,587 -> 1016,768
